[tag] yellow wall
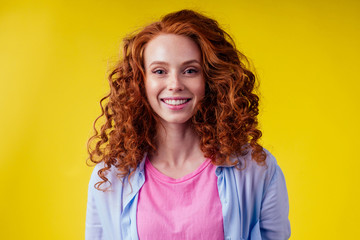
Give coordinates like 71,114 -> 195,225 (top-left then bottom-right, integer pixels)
1,0 -> 359,239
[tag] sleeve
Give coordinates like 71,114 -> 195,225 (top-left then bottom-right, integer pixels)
259,163 -> 291,240
85,167 -> 104,240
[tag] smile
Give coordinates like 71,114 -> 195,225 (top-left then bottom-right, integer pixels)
161,98 -> 191,106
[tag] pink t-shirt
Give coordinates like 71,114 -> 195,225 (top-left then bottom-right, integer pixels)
136,158 -> 224,240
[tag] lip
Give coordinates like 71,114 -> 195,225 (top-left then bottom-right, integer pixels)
161,97 -> 191,100
160,97 -> 192,110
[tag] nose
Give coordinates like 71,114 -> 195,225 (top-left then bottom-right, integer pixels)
168,73 -> 184,91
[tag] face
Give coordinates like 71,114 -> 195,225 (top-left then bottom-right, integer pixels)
143,34 -> 205,125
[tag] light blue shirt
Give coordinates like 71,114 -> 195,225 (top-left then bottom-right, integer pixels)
85,149 -> 290,240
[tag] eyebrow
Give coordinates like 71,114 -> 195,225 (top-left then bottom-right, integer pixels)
148,60 -> 201,68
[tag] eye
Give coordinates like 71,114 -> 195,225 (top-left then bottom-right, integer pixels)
184,68 -> 198,74
153,69 -> 165,74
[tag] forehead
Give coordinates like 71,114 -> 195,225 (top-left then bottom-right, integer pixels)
143,34 -> 201,66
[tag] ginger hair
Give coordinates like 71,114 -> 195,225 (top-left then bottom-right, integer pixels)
87,9 -> 266,190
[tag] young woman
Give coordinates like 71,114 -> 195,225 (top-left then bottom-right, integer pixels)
86,9 -> 290,240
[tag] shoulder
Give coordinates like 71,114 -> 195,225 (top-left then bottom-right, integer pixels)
88,155 -> 146,193
229,148 -> 282,191
88,162 -> 125,193
233,148 -> 277,172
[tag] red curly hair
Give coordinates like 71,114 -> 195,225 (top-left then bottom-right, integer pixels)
87,9 -> 266,191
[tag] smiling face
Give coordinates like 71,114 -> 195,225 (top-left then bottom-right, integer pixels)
143,34 -> 205,125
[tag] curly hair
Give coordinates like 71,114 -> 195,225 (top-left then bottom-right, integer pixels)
87,9 -> 266,191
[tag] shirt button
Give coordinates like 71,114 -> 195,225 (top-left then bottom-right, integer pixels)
215,167 -> 222,175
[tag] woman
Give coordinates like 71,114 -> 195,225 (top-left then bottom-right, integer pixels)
86,9 -> 290,240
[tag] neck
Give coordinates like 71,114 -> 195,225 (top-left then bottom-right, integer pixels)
150,121 -> 204,167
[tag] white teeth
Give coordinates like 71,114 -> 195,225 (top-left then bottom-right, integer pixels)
163,99 -> 188,106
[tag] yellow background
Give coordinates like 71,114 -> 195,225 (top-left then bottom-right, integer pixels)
1,0 -> 359,239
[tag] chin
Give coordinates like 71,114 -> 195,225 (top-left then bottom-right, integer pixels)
160,116 -> 192,125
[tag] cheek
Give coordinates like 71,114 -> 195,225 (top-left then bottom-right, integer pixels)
145,78 -> 160,100
193,78 -> 205,98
